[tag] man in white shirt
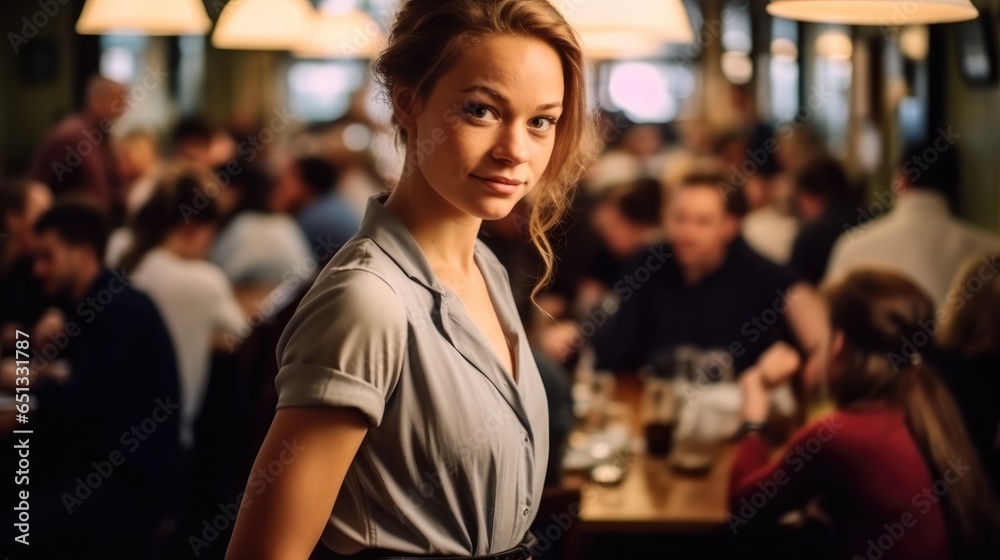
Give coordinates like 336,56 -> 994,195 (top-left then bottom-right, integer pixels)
826,137 -> 1000,305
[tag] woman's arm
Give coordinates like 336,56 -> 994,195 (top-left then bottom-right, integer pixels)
783,282 -> 830,390
728,370 -> 831,530
226,406 -> 369,560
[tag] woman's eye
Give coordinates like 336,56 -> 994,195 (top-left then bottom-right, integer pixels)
463,103 -> 498,122
530,117 -> 557,132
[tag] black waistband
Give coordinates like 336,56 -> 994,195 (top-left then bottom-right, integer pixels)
333,544 -> 531,560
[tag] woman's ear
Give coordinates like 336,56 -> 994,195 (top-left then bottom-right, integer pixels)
830,330 -> 846,361
392,85 -> 421,136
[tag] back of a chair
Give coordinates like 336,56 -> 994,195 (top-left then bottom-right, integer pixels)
529,483 -> 585,560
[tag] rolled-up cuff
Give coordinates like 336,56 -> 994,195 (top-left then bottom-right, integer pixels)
274,363 -> 386,427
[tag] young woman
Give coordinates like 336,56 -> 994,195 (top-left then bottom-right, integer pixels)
935,252 -> 1000,494
120,168 -> 248,449
731,270 -> 1000,560
226,1 -> 598,558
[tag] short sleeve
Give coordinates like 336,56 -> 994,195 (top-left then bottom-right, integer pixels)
202,264 -> 248,336
273,268 -> 408,426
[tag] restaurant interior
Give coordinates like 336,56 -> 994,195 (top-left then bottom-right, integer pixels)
2,0 -> 1000,559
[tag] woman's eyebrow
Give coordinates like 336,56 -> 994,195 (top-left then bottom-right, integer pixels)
459,85 -> 562,111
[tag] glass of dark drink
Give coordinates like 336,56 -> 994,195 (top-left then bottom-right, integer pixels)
644,421 -> 676,457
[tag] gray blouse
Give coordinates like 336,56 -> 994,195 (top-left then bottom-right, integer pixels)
274,193 -> 550,555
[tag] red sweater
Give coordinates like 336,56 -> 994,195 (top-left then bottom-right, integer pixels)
729,406 -> 952,560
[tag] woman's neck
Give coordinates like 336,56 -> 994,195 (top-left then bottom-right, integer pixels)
384,165 -> 482,277
161,232 -> 191,260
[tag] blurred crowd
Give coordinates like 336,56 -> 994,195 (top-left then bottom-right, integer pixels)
2,75 -> 1000,559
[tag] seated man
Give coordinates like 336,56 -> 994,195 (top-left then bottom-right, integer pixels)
590,172 -> 826,387
826,140 -> 1000,305
3,202 -> 182,557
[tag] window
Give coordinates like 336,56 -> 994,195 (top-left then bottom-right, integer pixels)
600,61 -> 696,123
287,61 -> 367,122
770,17 -> 800,122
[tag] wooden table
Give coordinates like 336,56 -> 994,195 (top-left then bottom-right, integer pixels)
577,449 -> 735,533
574,374 -> 736,534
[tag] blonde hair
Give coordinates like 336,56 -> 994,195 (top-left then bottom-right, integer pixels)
937,252 -> 1000,356
824,269 -> 1000,558
372,0 -> 601,305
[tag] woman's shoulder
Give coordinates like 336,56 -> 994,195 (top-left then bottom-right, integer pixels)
322,234 -> 408,285
292,254 -> 408,336
792,405 -> 908,444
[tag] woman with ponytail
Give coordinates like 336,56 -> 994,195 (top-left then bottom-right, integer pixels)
730,269 -> 1000,560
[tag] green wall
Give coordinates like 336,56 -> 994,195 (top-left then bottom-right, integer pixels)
945,0 -> 1000,232
0,0 -> 79,176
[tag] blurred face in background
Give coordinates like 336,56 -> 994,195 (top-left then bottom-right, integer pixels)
743,175 -> 775,211
116,133 -> 159,187
666,184 -> 739,272
86,79 -> 127,123
209,132 -> 236,167
33,232 -> 88,298
272,163 -> 308,215
176,137 -> 214,170
400,35 -> 564,221
592,202 -> 652,260
5,183 -> 52,249
795,190 -> 826,223
185,223 -> 217,260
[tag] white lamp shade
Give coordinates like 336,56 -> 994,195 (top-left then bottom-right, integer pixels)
294,10 -> 386,59
212,0 -> 315,50
766,0 -> 979,25
578,30 -> 666,60
558,0 -> 694,44
76,0 -> 211,35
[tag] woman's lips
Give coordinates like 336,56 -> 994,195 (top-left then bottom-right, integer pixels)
472,174 -> 522,195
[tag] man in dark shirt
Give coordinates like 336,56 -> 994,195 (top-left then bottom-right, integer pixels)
29,76 -> 126,217
590,173 -> 827,382
789,156 -> 863,285
7,202 -> 181,557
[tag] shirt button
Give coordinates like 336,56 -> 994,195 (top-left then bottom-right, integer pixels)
523,508 -> 530,516
523,435 -> 529,443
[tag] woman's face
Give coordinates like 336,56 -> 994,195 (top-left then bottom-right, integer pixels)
402,35 -> 565,220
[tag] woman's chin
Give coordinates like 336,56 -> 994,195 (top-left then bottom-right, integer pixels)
450,194 -> 520,222
474,200 -> 520,222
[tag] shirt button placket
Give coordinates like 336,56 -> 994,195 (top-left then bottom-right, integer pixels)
521,431 -> 533,520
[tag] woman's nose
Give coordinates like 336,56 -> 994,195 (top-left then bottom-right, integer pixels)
491,124 -> 529,167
